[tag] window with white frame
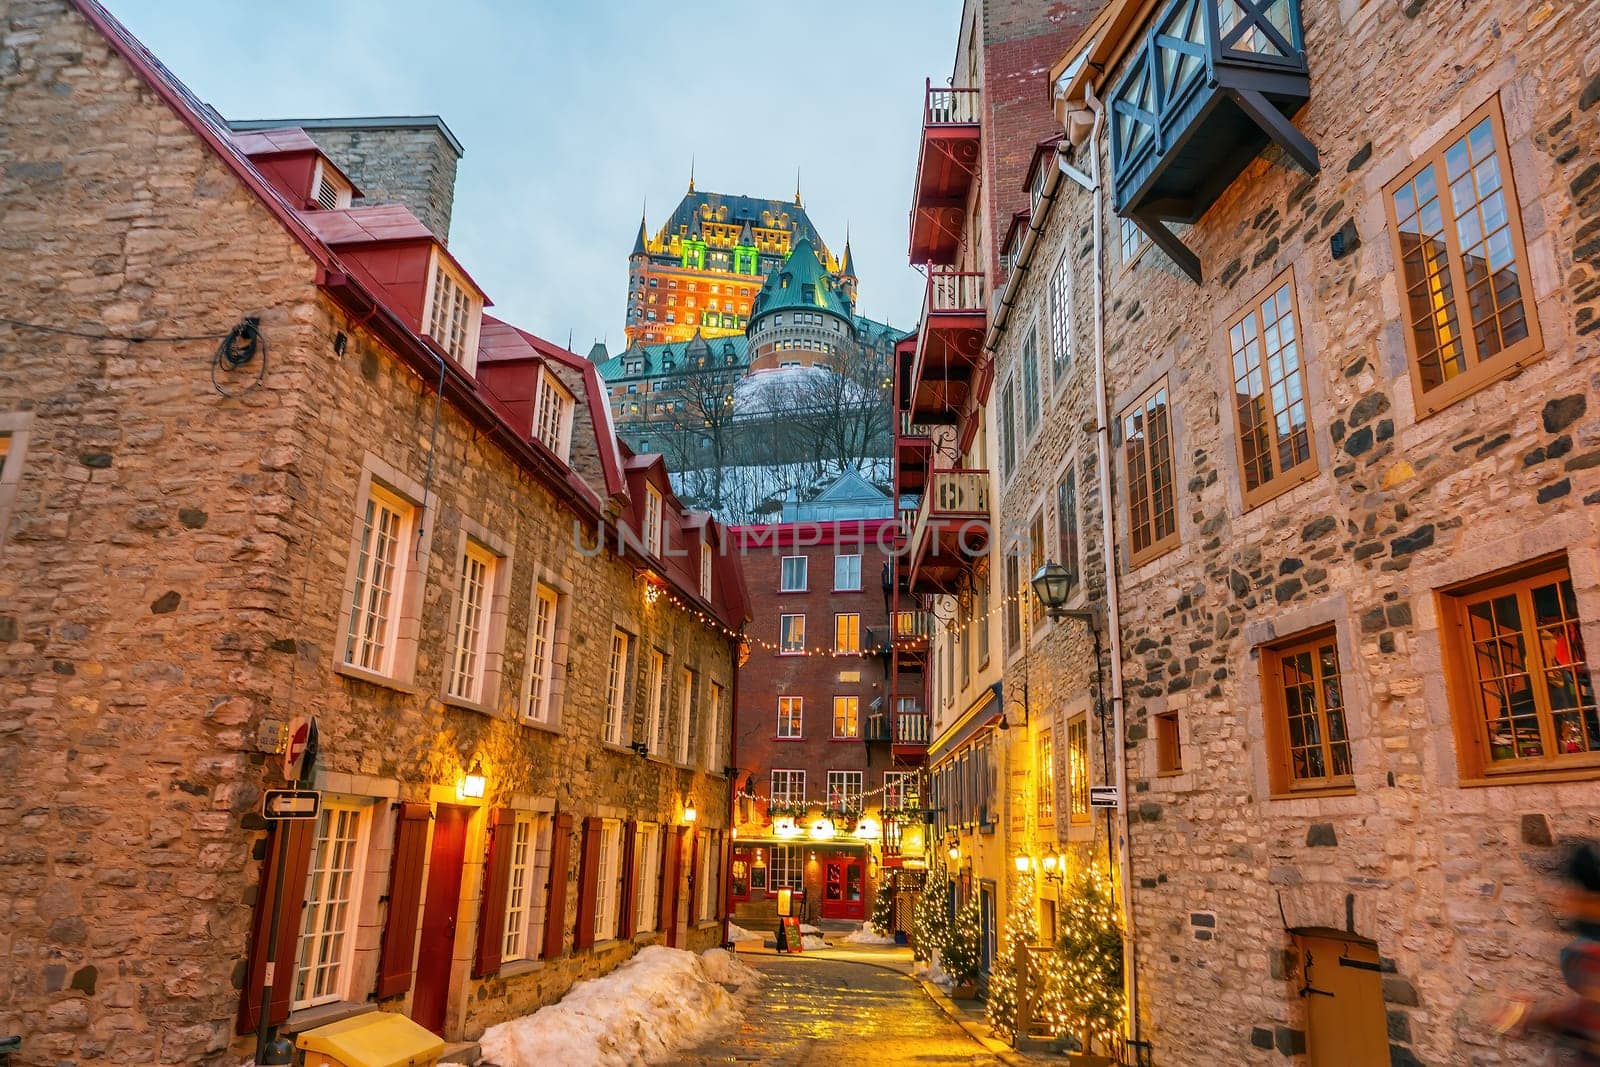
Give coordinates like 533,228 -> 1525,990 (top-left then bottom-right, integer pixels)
780,554 -> 808,591
594,821 -> 621,942
771,769 -> 806,807
707,682 -> 726,770
769,844 -> 803,891
699,543 -> 713,599
503,812 -> 552,961
292,801 -> 368,1009
827,770 -> 864,812
644,484 -> 663,557
883,771 -> 917,812
448,542 -> 497,702
342,484 -> 414,676
604,630 -> 630,744
1050,252 -> 1073,386
779,613 -> 805,654
777,695 -> 803,739
695,834 -> 712,921
834,552 -> 862,591
425,254 -> 480,371
676,668 -> 695,764
635,823 -> 661,933
646,648 -> 667,755
832,695 -> 860,738
1021,325 -> 1041,439
998,378 -> 1018,482
534,369 -> 575,461
834,612 -> 861,654
523,583 -> 559,724
1120,217 -> 1147,264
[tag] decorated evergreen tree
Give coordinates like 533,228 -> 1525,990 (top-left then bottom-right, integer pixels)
985,870 -> 1039,1040
1041,864 -> 1125,1051
943,897 -> 983,986
870,880 -> 896,937
913,865 -> 953,962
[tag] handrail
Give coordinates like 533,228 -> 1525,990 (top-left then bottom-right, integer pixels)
924,270 -> 987,315
924,79 -> 981,126
910,468 -> 991,569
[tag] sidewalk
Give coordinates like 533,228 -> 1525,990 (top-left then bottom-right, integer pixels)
731,937 -> 1068,1065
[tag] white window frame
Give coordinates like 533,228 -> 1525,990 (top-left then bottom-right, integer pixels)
635,823 -> 661,933
292,801 -> 369,1010
769,844 -> 803,892
1020,323 -> 1041,441
834,612 -> 861,654
779,613 -> 805,655
503,812 -> 552,961
447,541 -> 497,703
644,484 -> 664,558
772,769 -> 806,808
706,682 -> 725,770
534,368 -> 575,461
523,583 -> 560,724
646,648 -> 668,755
594,821 -> 621,943
1050,251 -> 1074,389
883,771 -> 916,812
833,552 -> 862,591
832,695 -> 860,739
1120,216 -> 1148,266
676,668 -> 694,765
422,248 -> 482,374
777,695 -> 804,739
826,770 -> 864,811
699,543 -> 713,599
780,554 -> 808,591
342,484 -> 415,677
309,156 -> 353,211
604,630 -> 630,745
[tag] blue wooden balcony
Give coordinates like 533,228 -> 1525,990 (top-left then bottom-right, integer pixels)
1108,0 -> 1318,281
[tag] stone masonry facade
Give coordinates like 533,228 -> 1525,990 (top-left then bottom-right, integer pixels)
1023,0 -> 1600,1062
0,3 -> 741,1064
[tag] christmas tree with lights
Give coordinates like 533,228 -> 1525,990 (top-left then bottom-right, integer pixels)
985,870 -> 1039,1040
943,896 -> 983,986
1041,863 -> 1125,1052
913,865 -> 952,962
870,880 -> 895,937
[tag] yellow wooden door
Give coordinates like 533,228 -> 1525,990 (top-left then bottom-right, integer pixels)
1297,934 -> 1389,1067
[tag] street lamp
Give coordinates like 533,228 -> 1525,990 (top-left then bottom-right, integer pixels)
1032,561 -> 1099,625
460,758 -> 487,800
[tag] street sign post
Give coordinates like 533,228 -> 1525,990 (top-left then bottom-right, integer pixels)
282,715 -> 316,782
262,789 -> 321,821
1089,785 -> 1120,809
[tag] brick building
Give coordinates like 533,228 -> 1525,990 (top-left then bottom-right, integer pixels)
910,0 -> 1600,1061
728,475 -> 930,929
0,3 -> 749,1064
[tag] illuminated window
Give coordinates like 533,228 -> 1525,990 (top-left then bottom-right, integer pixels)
778,695 -> 804,738
779,614 -> 805,654
834,613 -> 861,654
832,696 -> 860,738
1036,730 -> 1055,822
292,802 -> 369,1008
1228,270 -> 1315,508
826,770 -> 863,811
771,769 -> 806,807
1067,714 -> 1089,824
1122,381 -> 1178,565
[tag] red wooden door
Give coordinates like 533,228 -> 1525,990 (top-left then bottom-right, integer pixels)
411,804 -> 470,1035
821,857 -> 865,920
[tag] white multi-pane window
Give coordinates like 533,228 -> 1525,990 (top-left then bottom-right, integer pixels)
426,258 -> 478,369
777,696 -> 803,739
1050,252 -> 1073,386
780,554 -> 808,591
676,668 -> 694,764
293,803 -> 366,1009
827,770 -> 864,811
834,613 -> 861,654
706,682 -> 725,770
779,613 -> 805,654
769,845 -> 803,891
695,835 -> 713,921
834,553 -> 862,591
1021,325 -> 1041,439
832,695 -> 860,738
448,544 -> 496,702
523,584 -> 559,724
883,771 -> 917,812
604,630 -> 630,744
646,649 -> 667,755
594,822 -> 621,942
771,769 -> 806,807
699,543 -> 713,599
534,369 -> 575,461
644,485 -> 663,557
343,486 -> 412,675
635,823 -> 661,933
1120,217 -> 1147,264
503,813 -> 552,961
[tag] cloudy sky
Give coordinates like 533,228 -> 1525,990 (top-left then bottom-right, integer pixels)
114,0 -> 963,351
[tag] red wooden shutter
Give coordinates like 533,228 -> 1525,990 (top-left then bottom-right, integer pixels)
687,829 -> 701,923
573,816 -> 602,951
375,802 -> 432,998
473,807 -> 516,978
541,812 -> 573,960
235,818 -> 315,1034
661,827 -> 684,947
617,819 -> 638,939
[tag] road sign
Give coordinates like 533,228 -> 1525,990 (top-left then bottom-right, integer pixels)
1089,785 -> 1120,809
283,715 -> 316,782
263,789 -> 321,821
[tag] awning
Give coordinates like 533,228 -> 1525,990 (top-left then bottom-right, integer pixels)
927,682 -> 1004,764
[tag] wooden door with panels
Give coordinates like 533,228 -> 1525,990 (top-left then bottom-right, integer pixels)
1294,932 -> 1388,1067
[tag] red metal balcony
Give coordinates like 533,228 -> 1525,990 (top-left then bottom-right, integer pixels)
910,81 -> 981,265
906,468 -> 991,595
896,412 -> 934,496
909,271 -> 989,452
894,704 -> 931,763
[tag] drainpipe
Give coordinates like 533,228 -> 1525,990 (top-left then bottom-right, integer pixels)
1080,82 -> 1140,1042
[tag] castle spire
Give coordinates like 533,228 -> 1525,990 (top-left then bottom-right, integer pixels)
688,156 -> 695,194
794,166 -> 802,206
632,204 -> 649,257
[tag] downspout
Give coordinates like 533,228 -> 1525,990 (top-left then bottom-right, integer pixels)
724,620 -> 743,948
1081,81 -> 1140,1042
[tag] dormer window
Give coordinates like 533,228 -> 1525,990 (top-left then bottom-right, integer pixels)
1029,160 -> 1048,215
310,158 -> 353,211
700,542 -> 713,599
423,251 -> 481,373
644,484 -> 663,558
534,367 -> 575,461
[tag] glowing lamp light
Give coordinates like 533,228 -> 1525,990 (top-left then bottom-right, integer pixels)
853,817 -> 880,840
947,843 -> 960,862
1015,854 -> 1033,873
1042,854 -> 1059,873
809,817 -> 836,840
460,758 -> 487,800
683,799 -> 698,824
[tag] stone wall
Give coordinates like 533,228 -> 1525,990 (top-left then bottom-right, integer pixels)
1036,0 -> 1600,1062
0,4 -> 735,1063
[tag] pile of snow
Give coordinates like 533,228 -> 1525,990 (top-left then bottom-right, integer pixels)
479,945 -> 759,1067
913,950 -> 954,991
844,921 -> 898,945
799,923 -> 822,934
801,934 -> 828,951
725,921 -> 761,942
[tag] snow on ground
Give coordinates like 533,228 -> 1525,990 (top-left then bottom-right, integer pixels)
843,921 -> 898,945
479,945 -> 761,1067
799,923 -> 822,934
801,934 -> 828,951
912,951 -> 954,991
725,921 -> 761,942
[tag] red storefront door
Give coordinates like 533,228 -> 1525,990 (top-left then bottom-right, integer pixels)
821,856 -> 865,920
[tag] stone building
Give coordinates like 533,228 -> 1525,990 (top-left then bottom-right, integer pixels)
0,2 -> 748,1064
726,474 -> 929,931
977,0 -> 1600,1061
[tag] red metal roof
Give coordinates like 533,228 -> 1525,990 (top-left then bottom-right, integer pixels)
229,126 -> 320,156
298,204 -> 434,246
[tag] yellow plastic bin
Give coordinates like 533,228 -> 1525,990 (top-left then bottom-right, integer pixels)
295,1012 -> 445,1067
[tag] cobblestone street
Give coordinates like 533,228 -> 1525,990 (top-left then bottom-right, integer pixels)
668,955 -> 1004,1066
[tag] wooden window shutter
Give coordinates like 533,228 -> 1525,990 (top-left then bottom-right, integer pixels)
375,802 -> 432,998
472,807 -> 516,979
540,812 -> 573,960
235,819 -> 315,1035
573,815 -> 603,951
687,830 -> 701,923
660,826 -> 683,946
617,819 -> 638,939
